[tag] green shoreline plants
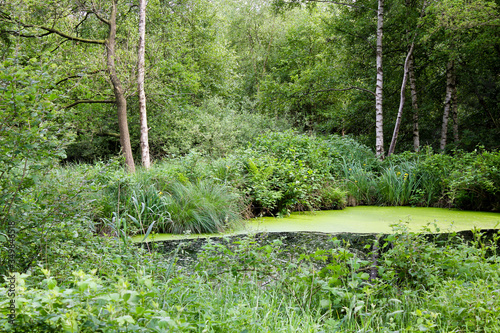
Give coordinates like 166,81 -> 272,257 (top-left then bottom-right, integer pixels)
2,226 -> 499,332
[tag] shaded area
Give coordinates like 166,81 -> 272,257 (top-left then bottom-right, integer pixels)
138,229 -> 500,264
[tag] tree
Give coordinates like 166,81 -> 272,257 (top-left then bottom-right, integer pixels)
1,0 -> 136,171
138,0 -> 150,168
270,0 -> 386,157
374,0 -> 384,158
387,0 -> 427,156
423,0 -> 500,151
0,55 -> 72,275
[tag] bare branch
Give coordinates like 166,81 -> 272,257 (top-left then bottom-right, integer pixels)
64,99 -> 115,108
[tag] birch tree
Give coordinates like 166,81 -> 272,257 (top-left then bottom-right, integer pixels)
440,60 -> 455,152
374,0 -> 384,158
408,54 -> 420,152
138,0 -> 150,168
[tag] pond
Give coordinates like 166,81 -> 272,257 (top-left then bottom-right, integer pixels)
133,206 -> 500,242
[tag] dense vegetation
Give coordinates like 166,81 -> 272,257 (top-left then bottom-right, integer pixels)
1,0 -> 500,331
1,228 -> 500,332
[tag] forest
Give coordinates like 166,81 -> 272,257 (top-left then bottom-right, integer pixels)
1,0 -> 500,332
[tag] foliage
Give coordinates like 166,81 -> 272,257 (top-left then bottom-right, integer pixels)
0,57 -> 73,277
339,147 -> 500,210
447,150 -> 500,211
2,227 -> 500,332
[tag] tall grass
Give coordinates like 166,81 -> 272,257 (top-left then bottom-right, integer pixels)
342,162 -> 378,205
378,161 -> 421,206
159,180 -> 242,234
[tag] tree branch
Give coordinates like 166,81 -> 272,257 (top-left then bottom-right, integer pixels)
301,86 -> 376,97
74,11 -> 91,31
307,0 -> 377,12
56,69 -> 105,85
91,1 -> 110,26
96,131 -> 120,138
28,24 -> 106,44
0,12 -> 106,44
3,30 -> 52,38
64,99 -> 115,108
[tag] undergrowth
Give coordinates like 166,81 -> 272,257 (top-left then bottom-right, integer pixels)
1,226 -> 499,332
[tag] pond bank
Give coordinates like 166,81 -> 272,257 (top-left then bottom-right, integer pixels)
138,229 -> 500,263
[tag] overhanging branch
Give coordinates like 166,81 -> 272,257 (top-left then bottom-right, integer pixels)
56,70 -> 106,85
4,30 -> 52,38
307,0 -> 377,12
28,24 -> 106,44
301,86 -> 376,97
0,12 -> 106,45
64,99 -> 115,108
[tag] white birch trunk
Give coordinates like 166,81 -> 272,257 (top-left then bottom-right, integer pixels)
138,0 -> 150,168
375,0 -> 384,159
388,42 -> 414,157
408,54 -> 420,152
451,69 -> 459,143
440,60 -> 454,152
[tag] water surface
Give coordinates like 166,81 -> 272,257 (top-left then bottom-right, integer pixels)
134,206 -> 500,242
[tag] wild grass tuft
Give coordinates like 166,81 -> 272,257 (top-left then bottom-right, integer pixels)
342,162 -> 378,205
157,179 -> 241,234
378,161 -> 420,206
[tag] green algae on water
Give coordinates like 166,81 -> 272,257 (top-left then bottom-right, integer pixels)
134,206 -> 500,242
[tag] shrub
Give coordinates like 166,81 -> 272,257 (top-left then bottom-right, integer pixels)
447,150 -> 500,211
317,185 -> 347,210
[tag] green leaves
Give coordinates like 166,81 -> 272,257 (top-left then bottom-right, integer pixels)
0,58 -> 72,276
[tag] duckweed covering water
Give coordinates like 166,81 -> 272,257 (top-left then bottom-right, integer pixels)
134,206 -> 500,242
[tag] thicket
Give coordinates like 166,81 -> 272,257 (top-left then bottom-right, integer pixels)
51,131 -> 500,239
1,226 -> 499,332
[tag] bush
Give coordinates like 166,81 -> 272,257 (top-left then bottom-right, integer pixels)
447,150 -> 500,211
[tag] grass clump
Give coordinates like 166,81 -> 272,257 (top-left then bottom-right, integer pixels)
159,180 -> 241,234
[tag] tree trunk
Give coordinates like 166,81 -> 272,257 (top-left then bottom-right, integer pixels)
375,0 -> 384,159
138,0 -> 150,168
451,69 -> 459,143
440,60 -> 454,152
107,0 -> 135,172
408,54 -> 420,152
388,42 -> 414,157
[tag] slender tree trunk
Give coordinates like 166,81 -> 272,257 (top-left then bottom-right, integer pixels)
375,0 -> 384,159
138,0 -> 150,168
107,0 -> 135,172
388,42 -> 414,157
408,54 -> 420,151
451,69 -> 459,143
440,60 -> 454,152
